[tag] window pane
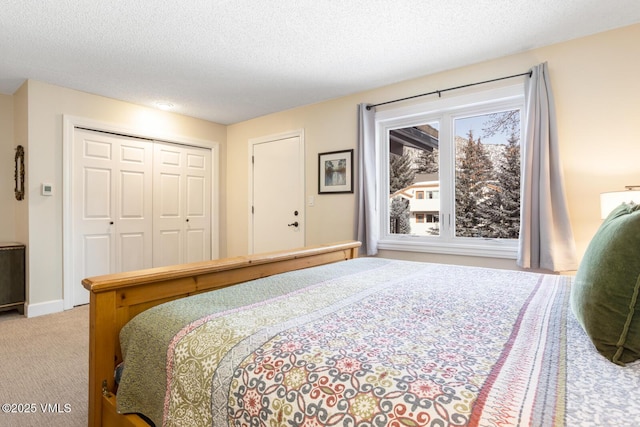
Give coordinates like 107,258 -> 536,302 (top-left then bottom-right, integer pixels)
389,122 -> 440,236
454,110 -> 521,238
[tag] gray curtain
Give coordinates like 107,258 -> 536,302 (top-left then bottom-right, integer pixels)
518,62 -> 578,271
355,103 -> 378,256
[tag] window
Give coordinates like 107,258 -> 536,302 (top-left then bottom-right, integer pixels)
376,85 -> 524,258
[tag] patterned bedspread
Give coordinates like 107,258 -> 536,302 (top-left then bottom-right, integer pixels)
117,258 -> 640,426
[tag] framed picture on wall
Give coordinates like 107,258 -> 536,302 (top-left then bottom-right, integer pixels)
318,149 -> 353,194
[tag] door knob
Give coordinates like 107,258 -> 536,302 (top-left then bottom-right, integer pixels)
288,221 -> 299,227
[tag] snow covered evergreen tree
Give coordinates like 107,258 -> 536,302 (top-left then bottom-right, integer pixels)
455,131 -> 495,237
389,152 -> 415,194
389,197 -> 411,234
389,151 -> 415,234
416,148 -> 439,174
485,133 -> 521,238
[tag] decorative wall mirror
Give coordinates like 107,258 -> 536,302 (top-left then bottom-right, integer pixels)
14,145 -> 25,201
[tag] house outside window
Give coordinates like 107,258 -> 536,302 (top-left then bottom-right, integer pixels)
378,85 -> 524,258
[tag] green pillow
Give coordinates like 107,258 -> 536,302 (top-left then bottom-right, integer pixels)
570,202 -> 640,365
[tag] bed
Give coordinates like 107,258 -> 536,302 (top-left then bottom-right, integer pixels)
83,239 -> 640,427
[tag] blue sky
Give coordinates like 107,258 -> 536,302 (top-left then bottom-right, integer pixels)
455,114 -> 514,145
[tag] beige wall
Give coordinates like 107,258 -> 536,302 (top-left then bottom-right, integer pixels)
22,80 -> 227,314
227,102 -> 358,257
227,23 -> 640,268
0,94 -> 15,242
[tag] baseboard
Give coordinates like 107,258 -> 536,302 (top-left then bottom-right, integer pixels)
26,299 -> 65,318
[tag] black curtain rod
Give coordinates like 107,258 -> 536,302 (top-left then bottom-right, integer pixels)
366,70 -> 532,110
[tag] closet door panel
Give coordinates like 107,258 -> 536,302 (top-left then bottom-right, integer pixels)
154,142 -> 211,267
72,129 -> 152,306
115,138 -> 153,274
84,168 -> 112,219
184,147 -> 211,263
120,171 -> 145,218
186,175 -> 205,216
155,230 -> 182,267
82,234 -> 112,278
119,233 -> 146,272
157,173 -> 181,216
185,229 -> 206,263
153,144 -> 184,266
74,131 -> 117,306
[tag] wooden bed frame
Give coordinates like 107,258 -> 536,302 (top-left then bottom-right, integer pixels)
82,240 -> 361,427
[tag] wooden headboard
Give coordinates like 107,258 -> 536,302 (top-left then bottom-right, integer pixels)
82,240 -> 361,427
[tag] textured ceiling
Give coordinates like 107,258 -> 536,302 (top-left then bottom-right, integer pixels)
1,1 -> 639,125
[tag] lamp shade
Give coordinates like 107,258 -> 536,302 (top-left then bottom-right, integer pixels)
600,190 -> 640,219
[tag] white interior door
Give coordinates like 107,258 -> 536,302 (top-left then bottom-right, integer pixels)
72,129 -> 152,306
153,142 -> 211,266
251,134 -> 304,254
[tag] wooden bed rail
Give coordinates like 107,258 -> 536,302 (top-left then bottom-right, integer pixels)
83,240 -> 361,427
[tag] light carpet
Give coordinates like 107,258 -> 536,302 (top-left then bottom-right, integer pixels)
0,305 -> 88,427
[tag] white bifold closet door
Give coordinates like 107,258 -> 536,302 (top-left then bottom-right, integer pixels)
72,129 -> 154,306
153,142 -> 211,267
72,130 -> 212,307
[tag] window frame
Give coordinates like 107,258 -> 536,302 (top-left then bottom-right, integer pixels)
375,84 -> 525,259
